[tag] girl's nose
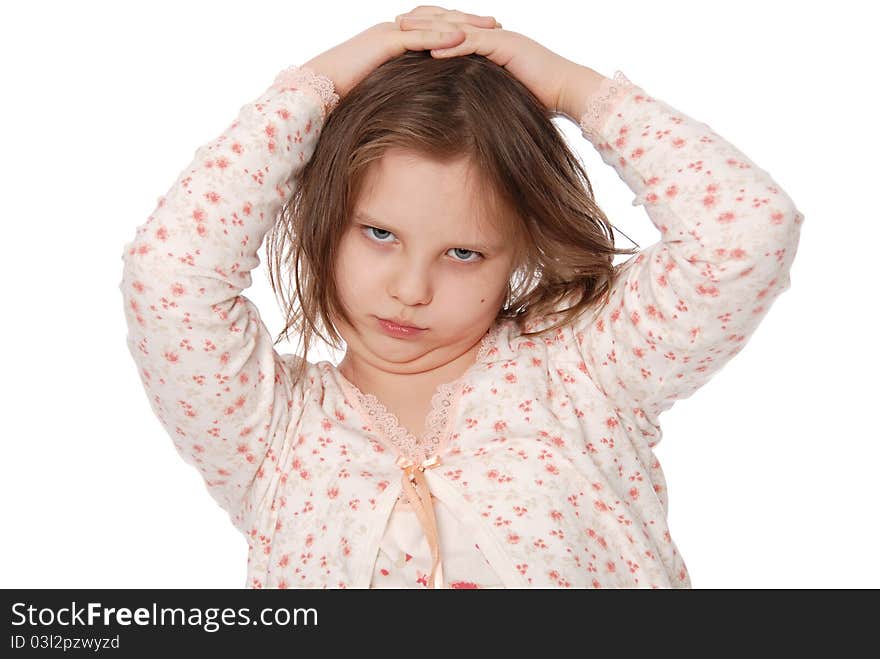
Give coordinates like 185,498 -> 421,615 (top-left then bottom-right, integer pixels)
388,262 -> 433,306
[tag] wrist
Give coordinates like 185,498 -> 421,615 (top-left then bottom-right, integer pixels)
274,60 -> 341,118
557,64 -> 610,123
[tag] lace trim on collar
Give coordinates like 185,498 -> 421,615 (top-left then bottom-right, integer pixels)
340,322 -> 503,462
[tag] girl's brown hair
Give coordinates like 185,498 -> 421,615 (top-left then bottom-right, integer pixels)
266,50 -> 639,384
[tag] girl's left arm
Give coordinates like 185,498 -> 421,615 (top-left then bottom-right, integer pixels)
557,73 -> 805,429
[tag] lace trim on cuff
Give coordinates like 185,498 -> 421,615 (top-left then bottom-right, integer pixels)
272,64 -> 340,117
578,70 -> 637,142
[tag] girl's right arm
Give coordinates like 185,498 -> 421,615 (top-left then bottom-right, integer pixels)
119,70 -> 332,536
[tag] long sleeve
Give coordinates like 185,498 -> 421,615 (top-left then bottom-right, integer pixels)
567,72 -> 804,428
119,65 -> 338,535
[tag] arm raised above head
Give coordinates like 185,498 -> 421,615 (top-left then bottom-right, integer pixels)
119,66 -> 334,535
553,75 -> 804,434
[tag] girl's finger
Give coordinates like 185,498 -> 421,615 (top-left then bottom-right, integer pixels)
398,16 -> 443,31
397,11 -> 497,29
439,11 -> 498,28
429,26 -> 490,58
398,29 -> 466,51
399,16 -> 482,33
403,6 -> 492,22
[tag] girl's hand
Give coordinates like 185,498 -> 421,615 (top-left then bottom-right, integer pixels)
396,5 -> 580,116
302,10 -> 500,100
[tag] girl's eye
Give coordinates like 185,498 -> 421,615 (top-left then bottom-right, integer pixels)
364,226 -> 394,243
361,225 -> 483,263
448,247 -> 482,263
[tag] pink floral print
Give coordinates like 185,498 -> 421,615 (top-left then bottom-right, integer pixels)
120,64 -> 803,588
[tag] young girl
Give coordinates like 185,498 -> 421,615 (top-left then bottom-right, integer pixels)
120,8 -> 803,588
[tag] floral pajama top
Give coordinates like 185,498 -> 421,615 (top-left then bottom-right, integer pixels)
120,62 -> 803,588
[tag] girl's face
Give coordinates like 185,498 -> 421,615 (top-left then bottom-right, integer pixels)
333,148 -> 516,376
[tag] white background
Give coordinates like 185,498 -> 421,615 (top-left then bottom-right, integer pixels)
2,0 -> 876,589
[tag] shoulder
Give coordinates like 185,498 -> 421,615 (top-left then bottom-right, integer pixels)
493,304 -> 584,360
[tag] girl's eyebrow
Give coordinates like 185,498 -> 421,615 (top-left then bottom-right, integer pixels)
354,210 -> 500,253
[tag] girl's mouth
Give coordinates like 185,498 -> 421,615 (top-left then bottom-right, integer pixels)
376,317 -> 427,338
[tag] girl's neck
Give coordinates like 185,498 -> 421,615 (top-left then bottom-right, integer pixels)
338,337 -> 482,401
